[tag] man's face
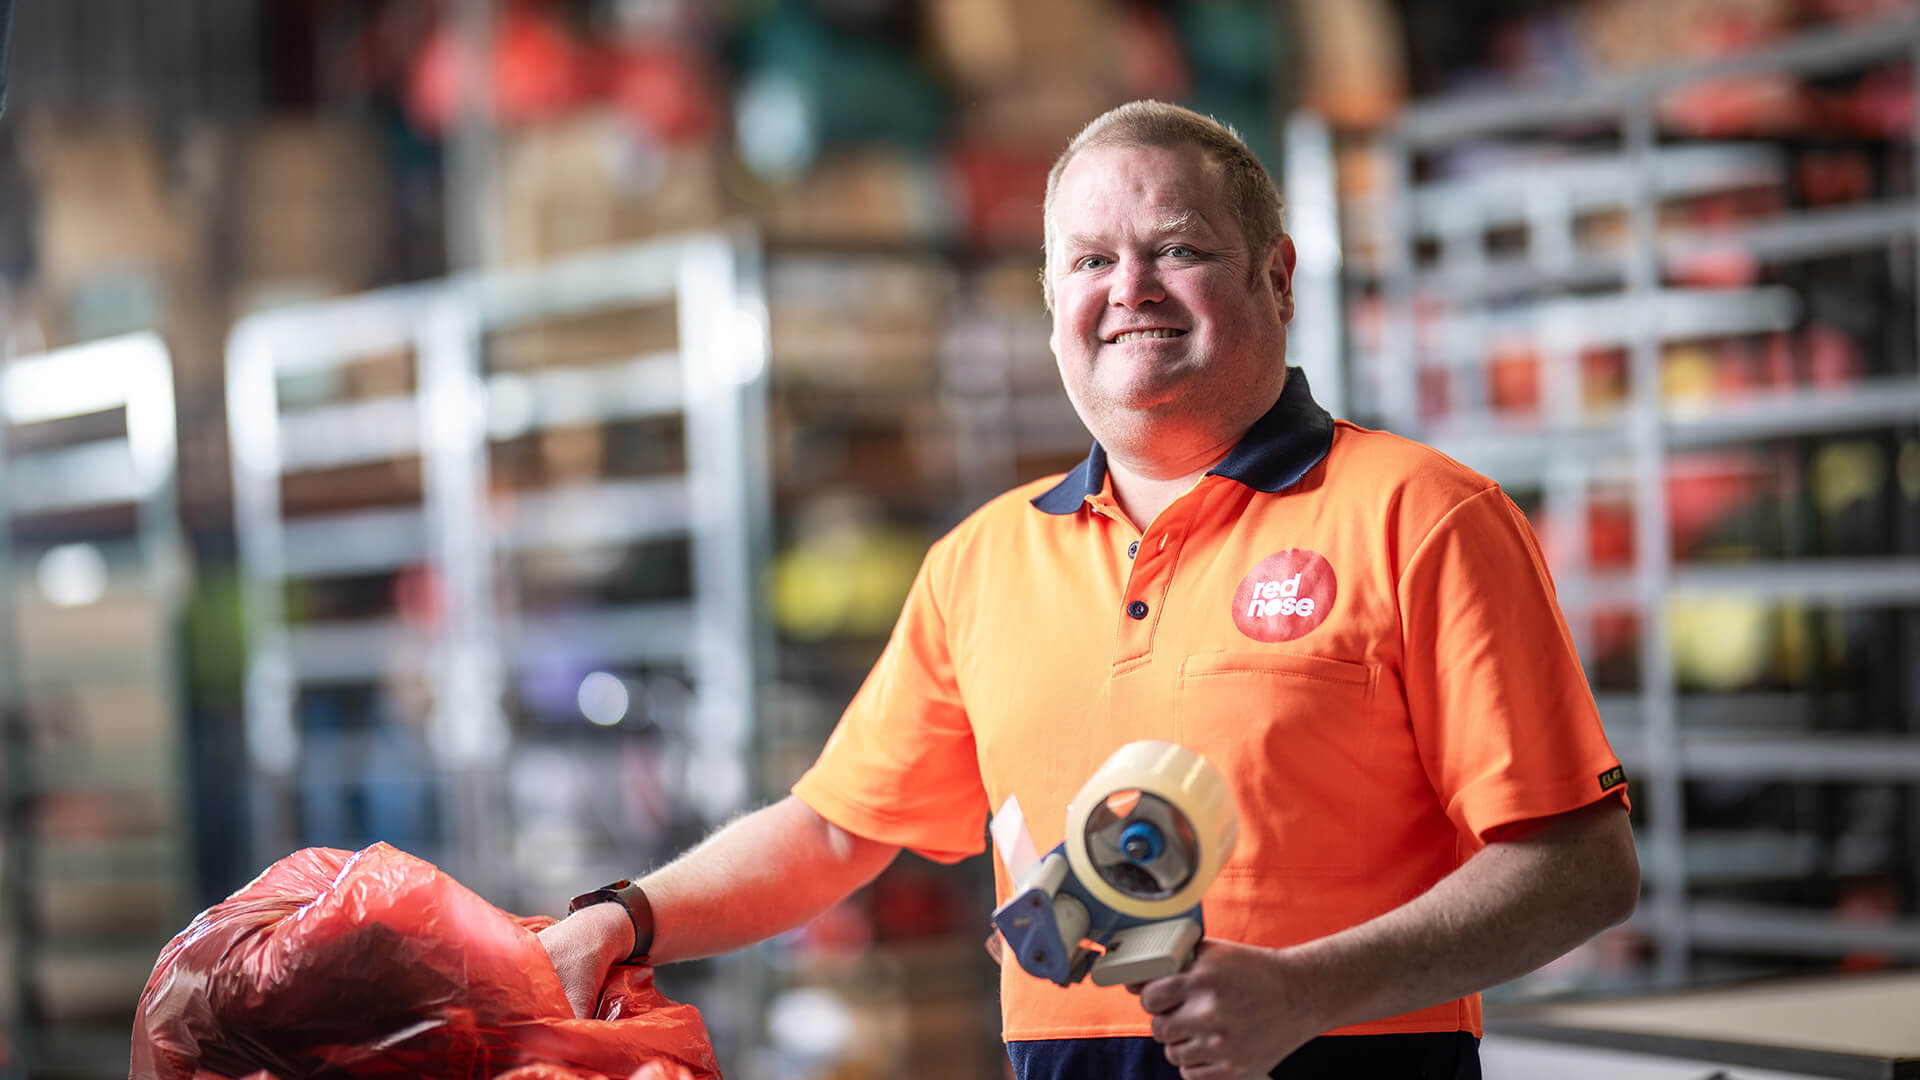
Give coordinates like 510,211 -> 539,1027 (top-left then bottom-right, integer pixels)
1046,142 -> 1294,450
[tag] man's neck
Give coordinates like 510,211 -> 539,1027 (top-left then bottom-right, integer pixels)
1105,445 -> 1227,530
1096,369 -> 1289,529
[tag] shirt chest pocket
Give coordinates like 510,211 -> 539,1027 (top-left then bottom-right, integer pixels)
1174,651 -> 1379,880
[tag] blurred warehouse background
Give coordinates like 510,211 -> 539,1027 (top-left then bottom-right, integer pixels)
3,0 -> 1920,1077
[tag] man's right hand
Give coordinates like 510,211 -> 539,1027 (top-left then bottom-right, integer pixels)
536,901 -> 636,1019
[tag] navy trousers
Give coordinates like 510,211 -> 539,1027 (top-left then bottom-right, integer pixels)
1007,1033 -> 1481,1080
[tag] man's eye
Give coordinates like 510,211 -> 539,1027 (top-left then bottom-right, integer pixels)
1165,245 -> 1195,258
1076,255 -> 1110,270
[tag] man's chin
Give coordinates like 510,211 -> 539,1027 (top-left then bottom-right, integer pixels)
1074,390 -> 1191,437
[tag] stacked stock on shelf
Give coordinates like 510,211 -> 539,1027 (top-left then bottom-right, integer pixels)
1346,15 -> 1920,989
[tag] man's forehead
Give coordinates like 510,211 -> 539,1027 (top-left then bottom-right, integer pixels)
1054,143 -> 1227,211
1059,141 -> 1220,188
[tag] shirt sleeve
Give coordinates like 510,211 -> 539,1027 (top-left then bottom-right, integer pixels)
791,539 -> 988,863
1399,485 -> 1629,844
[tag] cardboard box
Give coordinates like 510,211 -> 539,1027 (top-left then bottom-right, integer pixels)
760,150 -> 943,247
925,0 -> 1109,88
20,116 -> 201,292
236,119 -> 390,289
499,110 -> 728,264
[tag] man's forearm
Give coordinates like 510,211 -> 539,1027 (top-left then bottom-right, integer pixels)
638,794 -> 901,963
1135,800 -> 1637,1074
1289,798 -> 1638,1033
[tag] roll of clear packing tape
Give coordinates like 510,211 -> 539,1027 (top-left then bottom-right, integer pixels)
1063,740 -> 1239,919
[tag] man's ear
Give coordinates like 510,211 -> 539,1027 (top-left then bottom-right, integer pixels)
1270,233 -> 1297,324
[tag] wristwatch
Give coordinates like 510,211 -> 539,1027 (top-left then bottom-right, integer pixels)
567,879 -> 654,964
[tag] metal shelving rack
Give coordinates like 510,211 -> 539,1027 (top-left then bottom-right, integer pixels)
225,233 -> 771,1059
0,332 -> 190,1078
1361,16 -> 1920,987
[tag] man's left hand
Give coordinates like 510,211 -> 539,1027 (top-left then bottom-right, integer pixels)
1131,939 -> 1320,1080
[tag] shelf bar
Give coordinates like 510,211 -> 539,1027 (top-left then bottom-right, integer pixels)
3,438 -> 143,514
1664,200 -> 1920,266
485,350 -> 682,438
1426,375 -> 1920,485
277,395 -> 421,472
1611,730 -> 1920,780
277,477 -> 693,579
277,354 -> 686,474
1559,560 -> 1920,609
230,244 -> 692,369
1595,692 -> 1823,733
456,242 -> 686,325
1664,829 -> 1823,883
500,476 -> 691,551
279,506 -> 428,577
284,616 -> 427,682
1684,902 -> 1920,959
1666,376 -> 1920,446
1430,287 -> 1800,362
1411,254 -> 1626,305
1681,734 -> 1920,781
512,603 -> 697,668
232,286 -> 437,373
1400,15 -> 1920,145
1670,559 -> 1920,604
1428,424 -> 1632,477
1409,144 -> 1783,234
1407,201 -> 1920,305
285,602 -> 697,680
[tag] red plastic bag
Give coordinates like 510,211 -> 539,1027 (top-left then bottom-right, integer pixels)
131,843 -> 718,1080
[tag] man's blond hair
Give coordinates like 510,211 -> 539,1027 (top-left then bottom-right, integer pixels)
1041,101 -> 1285,311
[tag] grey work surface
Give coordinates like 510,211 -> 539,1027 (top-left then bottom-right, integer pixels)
1488,970 -> 1920,1079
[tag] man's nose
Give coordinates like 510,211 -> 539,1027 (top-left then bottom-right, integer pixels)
1109,255 -> 1165,308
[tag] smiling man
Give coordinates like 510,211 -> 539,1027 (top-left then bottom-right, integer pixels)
541,101 -> 1639,1080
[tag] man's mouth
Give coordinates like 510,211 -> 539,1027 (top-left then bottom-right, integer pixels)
1106,328 -> 1187,344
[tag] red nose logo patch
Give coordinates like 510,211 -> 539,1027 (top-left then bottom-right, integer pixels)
1232,549 -> 1336,642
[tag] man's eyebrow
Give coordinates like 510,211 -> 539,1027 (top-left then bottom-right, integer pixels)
1060,214 -> 1213,251
1151,211 -> 1203,236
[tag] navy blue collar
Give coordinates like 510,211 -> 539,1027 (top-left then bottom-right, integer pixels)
1030,367 -> 1336,515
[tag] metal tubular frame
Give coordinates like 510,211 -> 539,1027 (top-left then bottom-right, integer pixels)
1377,16 -> 1920,982
226,234 -> 771,898
0,331 -> 189,1075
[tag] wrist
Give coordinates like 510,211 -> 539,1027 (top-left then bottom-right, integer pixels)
567,879 -> 654,964
573,899 -> 638,965
1268,942 -> 1346,1033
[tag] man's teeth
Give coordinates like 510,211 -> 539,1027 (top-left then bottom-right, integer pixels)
1111,329 -> 1185,343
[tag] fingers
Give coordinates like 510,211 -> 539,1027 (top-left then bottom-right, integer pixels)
1149,997 -> 1202,1050
1163,1034 -> 1257,1079
1160,1031 -> 1227,1072
1176,1065 -> 1243,1080
1135,973 -> 1188,1015
1146,987 -> 1234,1078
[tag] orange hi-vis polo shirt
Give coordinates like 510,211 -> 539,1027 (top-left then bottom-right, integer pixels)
792,368 -> 1627,1045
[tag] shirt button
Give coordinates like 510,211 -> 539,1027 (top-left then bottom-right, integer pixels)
1127,541 -> 1140,559
1126,600 -> 1149,619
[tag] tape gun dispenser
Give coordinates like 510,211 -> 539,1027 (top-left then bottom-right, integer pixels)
992,740 -> 1239,987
